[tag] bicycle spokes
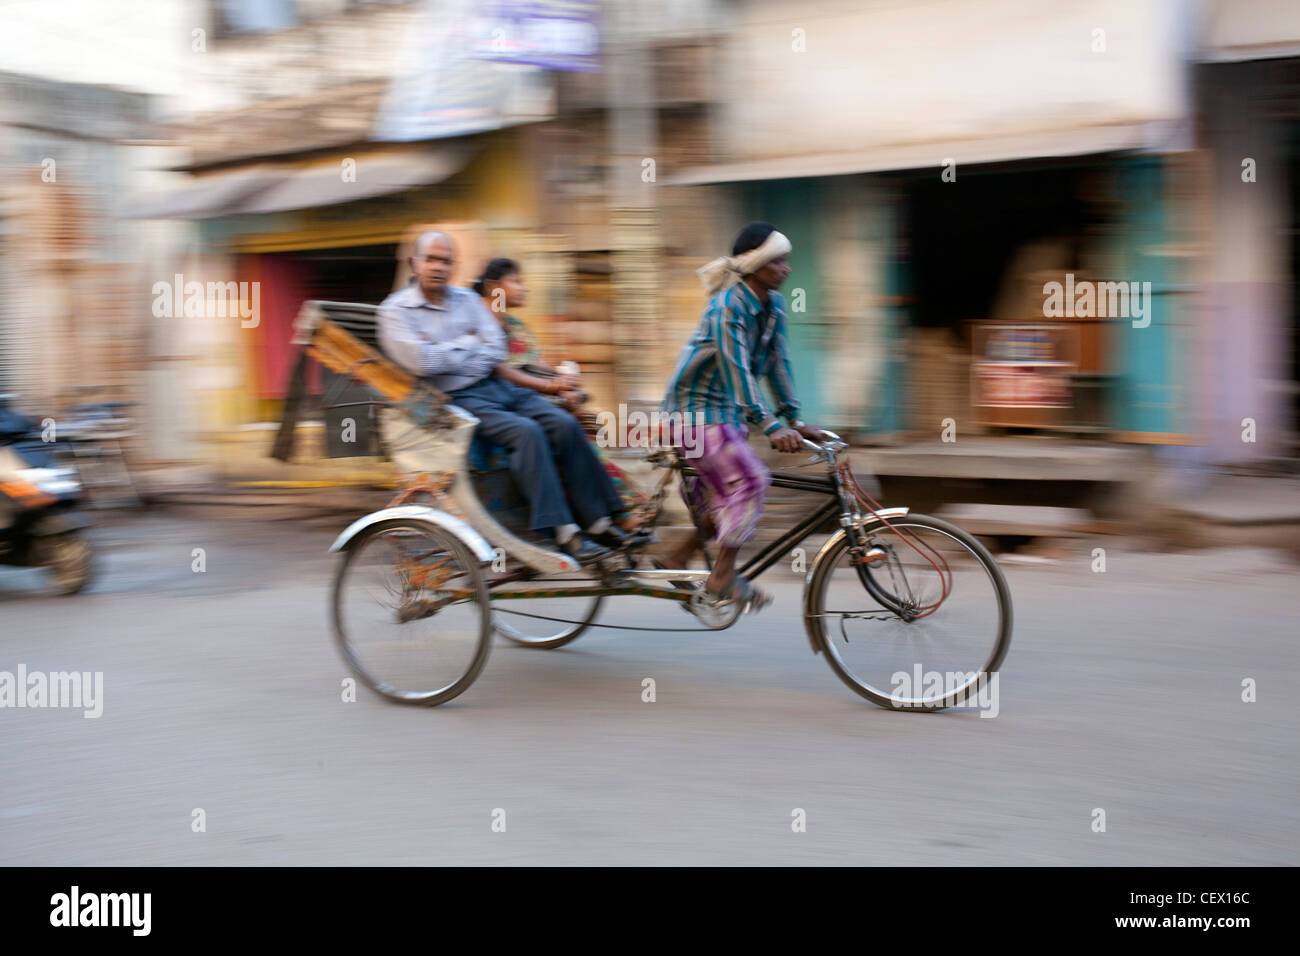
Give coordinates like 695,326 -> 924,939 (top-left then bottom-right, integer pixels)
809,515 -> 1011,710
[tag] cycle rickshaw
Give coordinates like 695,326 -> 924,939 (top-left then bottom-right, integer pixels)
290,301 -> 1012,711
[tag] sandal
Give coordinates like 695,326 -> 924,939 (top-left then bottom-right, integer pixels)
706,575 -> 773,614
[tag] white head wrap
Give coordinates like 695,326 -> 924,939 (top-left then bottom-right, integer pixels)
696,230 -> 792,295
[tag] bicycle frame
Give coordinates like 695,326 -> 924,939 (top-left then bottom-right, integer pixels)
736,471 -> 842,580
488,442 -> 910,618
486,475 -> 845,606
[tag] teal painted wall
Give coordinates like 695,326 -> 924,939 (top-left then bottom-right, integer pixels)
874,194 -> 908,437
1110,157 -> 1181,436
737,177 -> 906,435
739,178 -> 829,423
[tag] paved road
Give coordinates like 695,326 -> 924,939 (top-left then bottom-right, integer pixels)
2,512 -> 1296,865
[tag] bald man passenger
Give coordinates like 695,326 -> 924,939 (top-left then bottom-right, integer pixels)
377,231 -> 624,563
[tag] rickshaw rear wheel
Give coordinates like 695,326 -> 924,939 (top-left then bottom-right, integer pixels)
332,519 -> 492,706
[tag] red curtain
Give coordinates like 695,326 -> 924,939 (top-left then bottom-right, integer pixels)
239,254 -> 319,399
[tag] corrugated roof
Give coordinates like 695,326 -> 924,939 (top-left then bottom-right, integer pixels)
122,144 -> 474,220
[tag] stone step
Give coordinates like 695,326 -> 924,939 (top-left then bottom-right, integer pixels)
1161,476 -> 1300,526
933,503 -> 1099,537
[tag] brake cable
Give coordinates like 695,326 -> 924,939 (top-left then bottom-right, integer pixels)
837,458 -> 953,618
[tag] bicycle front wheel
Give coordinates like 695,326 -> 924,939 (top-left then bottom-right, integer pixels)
332,520 -> 492,706
806,514 -> 1012,711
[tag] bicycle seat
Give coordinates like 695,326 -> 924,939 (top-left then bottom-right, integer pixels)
646,447 -> 683,469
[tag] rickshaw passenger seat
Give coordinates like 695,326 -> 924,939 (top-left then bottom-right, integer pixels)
368,326 -> 550,532
468,434 -> 512,474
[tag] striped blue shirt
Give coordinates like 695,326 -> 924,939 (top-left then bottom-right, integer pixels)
662,281 -> 801,435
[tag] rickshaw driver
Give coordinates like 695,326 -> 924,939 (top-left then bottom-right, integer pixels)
658,221 -> 833,610
378,230 -> 626,564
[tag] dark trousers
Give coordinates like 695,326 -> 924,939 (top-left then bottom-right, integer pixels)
448,377 -> 623,532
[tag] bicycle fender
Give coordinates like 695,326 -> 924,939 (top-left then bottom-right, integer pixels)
852,506 -> 910,528
801,508 -> 911,654
329,506 -> 496,564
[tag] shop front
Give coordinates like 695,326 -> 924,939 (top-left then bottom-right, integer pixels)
142,131 -> 561,440
902,154 -> 1193,444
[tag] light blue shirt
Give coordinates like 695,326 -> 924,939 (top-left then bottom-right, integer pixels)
377,282 -> 507,393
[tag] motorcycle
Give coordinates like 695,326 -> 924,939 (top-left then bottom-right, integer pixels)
0,398 -> 95,595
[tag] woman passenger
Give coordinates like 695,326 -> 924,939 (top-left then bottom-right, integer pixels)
476,258 -> 650,533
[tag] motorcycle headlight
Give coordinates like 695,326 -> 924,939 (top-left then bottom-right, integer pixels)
17,467 -> 81,496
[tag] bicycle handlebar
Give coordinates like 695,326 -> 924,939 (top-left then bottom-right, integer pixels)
798,429 -> 846,455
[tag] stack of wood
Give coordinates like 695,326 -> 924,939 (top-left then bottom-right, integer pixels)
908,328 -> 972,438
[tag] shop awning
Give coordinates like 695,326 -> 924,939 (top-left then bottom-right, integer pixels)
123,144 -> 474,219
122,167 -> 282,219
1199,0 -> 1300,62
237,145 -> 473,214
668,122 -> 1187,186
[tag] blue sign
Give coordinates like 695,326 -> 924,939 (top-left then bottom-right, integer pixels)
471,1 -> 602,72
375,0 -> 566,142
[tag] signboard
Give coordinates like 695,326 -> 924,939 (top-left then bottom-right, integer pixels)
973,365 -> 1071,408
471,1 -> 601,72
972,324 -> 1076,410
374,0 -> 562,142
